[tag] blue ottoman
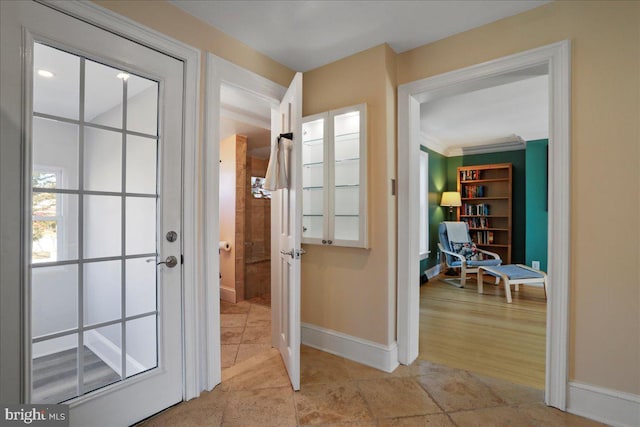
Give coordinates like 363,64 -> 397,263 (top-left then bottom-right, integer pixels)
477,264 -> 547,303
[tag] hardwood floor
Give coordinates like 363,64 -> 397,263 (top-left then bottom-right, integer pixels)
419,275 -> 546,389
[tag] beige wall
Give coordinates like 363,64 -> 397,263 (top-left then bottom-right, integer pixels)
397,1 -> 640,395
94,0 -> 294,87
302,45 -> 397,345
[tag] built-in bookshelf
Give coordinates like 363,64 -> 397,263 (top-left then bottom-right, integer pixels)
457,163 -> 512,264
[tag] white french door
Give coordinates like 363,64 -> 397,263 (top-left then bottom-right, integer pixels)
7,1 -> 184,425
271,73 -> 303,390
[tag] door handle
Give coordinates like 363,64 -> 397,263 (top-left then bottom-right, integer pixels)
156,255 -> 178,268
280,249 -> 294,258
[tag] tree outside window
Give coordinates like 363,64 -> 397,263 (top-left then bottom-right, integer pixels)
32,169 -> 62,263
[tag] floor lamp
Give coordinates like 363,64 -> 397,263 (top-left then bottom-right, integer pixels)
440,192 -> 461,276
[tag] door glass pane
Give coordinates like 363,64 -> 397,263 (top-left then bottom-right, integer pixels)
126,258 -> 156,317
126,135 -> 157,194
33,117 -> 79,190
32,265 -> 78,338
127,75 -> 158,136
31,41 -> 163,404
84,324 -> 122,393
32,334 -> 79,404
126,197 -> 156,255
303,216 -> 323,240
85,60 -> 124,129
32,193 -> 78,263
126,316 -> 157,377
33,43 -> 80,120
84,260 -> 121,326
303,118 -> 324,240
334,111 -> 360,242
84,195 -> 121,259
84,127 -> 122,192
334,216 -> 360,241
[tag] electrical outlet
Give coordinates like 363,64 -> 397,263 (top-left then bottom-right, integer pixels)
532,261 -> 540,270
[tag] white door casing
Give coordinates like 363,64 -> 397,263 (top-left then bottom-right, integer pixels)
271,73 -> 303,391
1,2 -> 185,425
396,41 -> 571,409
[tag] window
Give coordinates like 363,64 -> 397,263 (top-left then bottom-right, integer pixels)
419,151 -> 429,260
32,168 -> 64,263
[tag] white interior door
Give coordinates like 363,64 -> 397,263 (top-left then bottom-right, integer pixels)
6,2 -> 184,425
271,73 -> 303,390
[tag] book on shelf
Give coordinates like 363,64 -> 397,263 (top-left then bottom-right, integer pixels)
460,169 -> 479,181
462,203 -> 490,216
461,185 -> 485,198
462,217 -> 490,229
472,230 -> 494,245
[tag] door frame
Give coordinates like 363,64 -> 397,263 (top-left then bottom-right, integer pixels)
396,40 -> 571,409
203,53 -> 286,388
0,0 -> 202,403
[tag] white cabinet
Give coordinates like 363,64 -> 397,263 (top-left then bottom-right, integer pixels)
302,104 -> 367,248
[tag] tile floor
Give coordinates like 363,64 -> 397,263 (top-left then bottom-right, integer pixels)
220,295 -> 272,369
139,299 -> 606,427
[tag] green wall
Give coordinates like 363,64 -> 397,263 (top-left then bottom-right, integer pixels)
420,145 -> 549,275
420,146 -> 447,273
447,150 -> 526,264
525,139 -> 548,270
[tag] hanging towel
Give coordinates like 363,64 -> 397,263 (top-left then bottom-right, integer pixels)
264,135 -> 289,190
444,221 -> 469,243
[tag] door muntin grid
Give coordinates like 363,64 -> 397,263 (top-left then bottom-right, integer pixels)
30,42 -> 161,403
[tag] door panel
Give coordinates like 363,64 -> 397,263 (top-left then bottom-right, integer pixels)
9,1 -> 184,425
271,73 -> 302,390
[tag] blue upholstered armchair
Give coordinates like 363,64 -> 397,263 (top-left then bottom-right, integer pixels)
437,222 -> 502,287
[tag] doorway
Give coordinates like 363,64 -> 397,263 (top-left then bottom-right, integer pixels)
418,66 -> 550,389
397,41 -> 571,409
204,54 -> 303,390
218,83 -> 274,369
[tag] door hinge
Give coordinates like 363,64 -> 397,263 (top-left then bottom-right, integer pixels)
181,254 -> 184,265
391,178 -> 396,196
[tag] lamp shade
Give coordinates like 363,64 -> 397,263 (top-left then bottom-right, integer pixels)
440,191 -> 461,207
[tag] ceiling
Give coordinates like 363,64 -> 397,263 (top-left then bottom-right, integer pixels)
170,0 -> 550,72
420,72 -> 549,156
220,84 -> 272,158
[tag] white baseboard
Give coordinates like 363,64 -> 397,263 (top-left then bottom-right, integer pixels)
85,330 -> 145,377
567,381 -> 640,427
220,286 -> 236,303
425,264 -> 441,279
301,323 -> 399,373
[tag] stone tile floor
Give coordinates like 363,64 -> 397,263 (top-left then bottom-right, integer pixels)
139,298 -> 606,427
220,295 -> 272,369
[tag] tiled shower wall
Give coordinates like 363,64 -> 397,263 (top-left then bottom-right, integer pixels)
244,156 -> 270,299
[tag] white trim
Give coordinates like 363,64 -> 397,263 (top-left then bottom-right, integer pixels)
84,330 -> 146,377
204,54 -> 286,390
567,382 -> 640,427
301,323 -> 399,373
397,40 -> 571,410
219,286 -> 236,303
33,0 -> 202,401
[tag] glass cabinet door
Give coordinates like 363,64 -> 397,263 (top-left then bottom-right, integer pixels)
332,108 -> 362,244
302,104 -> 367,248
302,116 -> 327,244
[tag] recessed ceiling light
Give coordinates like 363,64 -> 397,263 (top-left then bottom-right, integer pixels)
116,72 -> 130,81
37,69 -> 54,78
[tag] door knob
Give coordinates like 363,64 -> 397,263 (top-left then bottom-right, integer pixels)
157,255 -> 178,268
